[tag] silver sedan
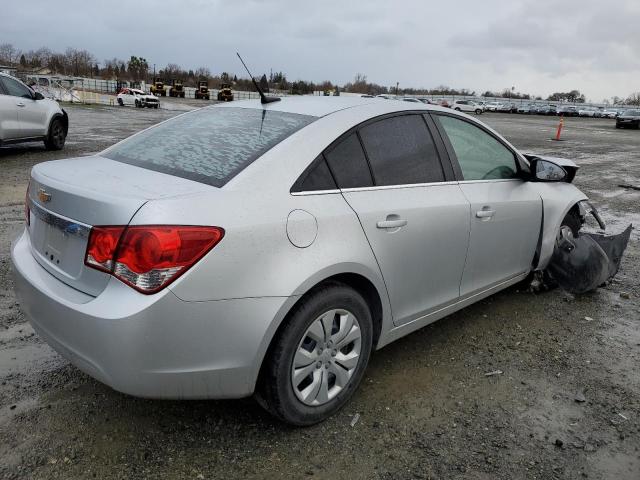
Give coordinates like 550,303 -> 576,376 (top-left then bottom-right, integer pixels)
11,97 -> 629,425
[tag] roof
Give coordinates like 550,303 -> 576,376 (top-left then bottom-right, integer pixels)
212,95 -> 441,118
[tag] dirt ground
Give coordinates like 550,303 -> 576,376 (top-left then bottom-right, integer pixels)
0,104 -> 638,480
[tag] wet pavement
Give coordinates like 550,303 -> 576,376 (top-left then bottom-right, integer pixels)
0,106 -> 638,479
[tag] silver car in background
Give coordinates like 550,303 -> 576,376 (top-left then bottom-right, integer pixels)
0,72 -> 68,150
11,97 -> 626,425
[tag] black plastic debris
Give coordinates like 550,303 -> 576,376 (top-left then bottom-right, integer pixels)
547,225 -> 632,294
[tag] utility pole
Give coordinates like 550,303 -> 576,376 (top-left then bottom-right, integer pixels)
396,82 -> 399,97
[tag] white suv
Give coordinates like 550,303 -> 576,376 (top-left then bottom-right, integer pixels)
0,72 -> 68,150
451,100 -> 484,114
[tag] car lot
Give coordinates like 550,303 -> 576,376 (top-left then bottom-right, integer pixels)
0,105 -> 638,479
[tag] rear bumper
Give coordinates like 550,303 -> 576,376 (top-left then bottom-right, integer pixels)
11,229 -> 288,399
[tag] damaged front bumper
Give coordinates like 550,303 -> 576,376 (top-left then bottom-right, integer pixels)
545,202 -> 632,294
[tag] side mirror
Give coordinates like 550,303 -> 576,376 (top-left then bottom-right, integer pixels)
530,158 -> 567,182
34,92 -> 45,100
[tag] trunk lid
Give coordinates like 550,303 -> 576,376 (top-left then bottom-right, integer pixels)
27,156 -> 212,296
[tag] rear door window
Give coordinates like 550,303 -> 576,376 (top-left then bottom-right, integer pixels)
291,155 -> 337,192
324,133 -> 373,189
103,107 -> 316,187
359,114 -> 445,186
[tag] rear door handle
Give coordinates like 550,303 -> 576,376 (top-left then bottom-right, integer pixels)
376,219 -> 407,229
476,209 -> 495,219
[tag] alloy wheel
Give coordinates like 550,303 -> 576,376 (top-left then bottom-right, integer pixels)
291,309 -> 362,406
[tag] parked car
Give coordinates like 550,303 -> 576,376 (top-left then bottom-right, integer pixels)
117,88 -> 160,108
535,104 -> 550,115
578,107 -> 597,117
536,104 -> 558,116
517,104 -> 532,114
557,105 -> 579,117
451,100 -> 484,114
496,103 -> 515,113
0,72 -> 68,150
485,102 -> 500,112
402,97 -> 422,103
12,97 -> 629,426
600,109 -> 619,119
615,109 -> 640,129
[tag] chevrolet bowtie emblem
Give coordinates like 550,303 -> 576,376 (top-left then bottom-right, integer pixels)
38,188 -> 52,203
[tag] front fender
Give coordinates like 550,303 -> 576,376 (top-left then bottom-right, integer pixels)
530,182 -> 588,270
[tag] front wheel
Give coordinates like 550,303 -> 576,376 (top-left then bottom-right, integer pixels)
257,283 -> 373,426
117,98 -> 124,106
44,118 -> 66,150
475,108 -> 482,115
454,107 -> 461,111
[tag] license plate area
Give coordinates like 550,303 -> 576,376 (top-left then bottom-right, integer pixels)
28,200 -> 91,280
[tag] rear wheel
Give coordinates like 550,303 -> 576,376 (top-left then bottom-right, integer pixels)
475,108 -> 482,115
44,118 -> 66,150
454,107 -> 461,111
117,98 -> 124,106
257,283 -> 373,426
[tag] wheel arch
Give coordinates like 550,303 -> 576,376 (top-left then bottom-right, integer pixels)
530,183 -> 589,270
251,266 -> 391,394
49,110 -> 68,136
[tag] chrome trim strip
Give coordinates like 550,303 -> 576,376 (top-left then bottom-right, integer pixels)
28,200 -> 91,239
340,181 -> 459,193
291,189 -> 341,196
457,179 -> 521,184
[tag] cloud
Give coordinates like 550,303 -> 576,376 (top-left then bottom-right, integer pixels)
2,0 -> 639,101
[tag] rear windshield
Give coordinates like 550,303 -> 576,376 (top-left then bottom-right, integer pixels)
103,107 -> 316,187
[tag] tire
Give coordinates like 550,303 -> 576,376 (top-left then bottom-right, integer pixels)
454,107 -> 461,111
117,98 -> 124,106
257,282 -> 373,426
44,117 -> 66,151
154,104 -> 159,109
135,100 -> 140,108
475,109 -> 482,115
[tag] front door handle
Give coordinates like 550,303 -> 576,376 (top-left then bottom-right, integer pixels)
16,102 -> 25,107
376,218 -> 407,229
476,209 -> 495,219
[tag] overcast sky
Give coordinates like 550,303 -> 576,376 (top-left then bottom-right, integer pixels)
3,0 -> 639,101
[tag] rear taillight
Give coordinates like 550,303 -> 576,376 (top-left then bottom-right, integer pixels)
85,225 -> 224,294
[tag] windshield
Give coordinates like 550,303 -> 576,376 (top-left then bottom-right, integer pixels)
103,107 -> 317,187
625,110 -> 640,116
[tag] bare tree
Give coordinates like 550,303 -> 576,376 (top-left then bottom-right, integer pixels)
626,92 -> 640,106
194,67 -> 211,79
0,43 -> 20,65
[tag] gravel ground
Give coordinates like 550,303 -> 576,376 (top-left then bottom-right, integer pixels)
0,105 -> 638,480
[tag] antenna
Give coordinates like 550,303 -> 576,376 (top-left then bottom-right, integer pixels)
236,52 -> 281,104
